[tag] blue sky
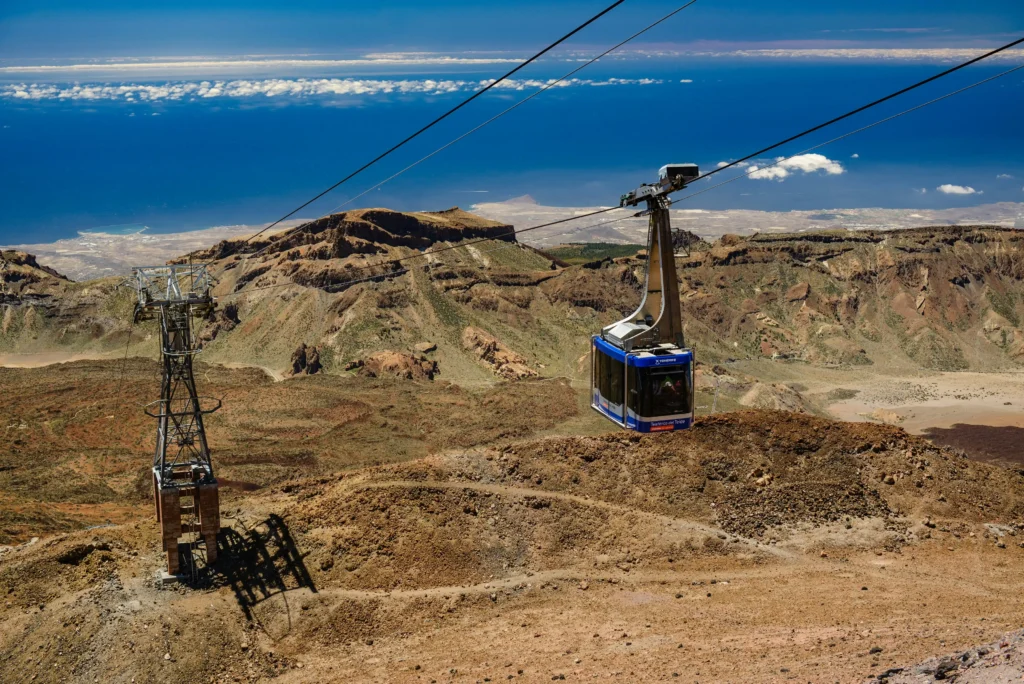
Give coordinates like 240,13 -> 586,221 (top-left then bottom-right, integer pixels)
2,1 -> 1022,59
0,1 -> 1022,242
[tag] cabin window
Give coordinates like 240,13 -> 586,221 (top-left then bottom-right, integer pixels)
596,348 -> 625,406
634,365 -> 691,417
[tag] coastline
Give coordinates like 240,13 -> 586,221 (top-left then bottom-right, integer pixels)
1,220 -> 305,281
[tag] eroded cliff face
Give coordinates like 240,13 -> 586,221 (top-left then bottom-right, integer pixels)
0,251 -> 129,352
666,226 -> 1024,369
3,222 -> 1023,375
193,207 -> 513,264
1,250 -> 67,303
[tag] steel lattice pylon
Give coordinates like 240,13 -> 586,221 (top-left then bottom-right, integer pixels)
130,264 -> 221,576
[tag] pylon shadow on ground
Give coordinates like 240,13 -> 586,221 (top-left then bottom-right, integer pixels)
181,514 -> 317,630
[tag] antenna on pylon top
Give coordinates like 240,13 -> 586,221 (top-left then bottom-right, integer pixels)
130,263 -> 221,580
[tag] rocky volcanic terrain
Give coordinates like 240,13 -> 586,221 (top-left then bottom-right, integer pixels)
1,411 -> 1024,682
4,212 -> 1024,380
2,209 -> 1024,682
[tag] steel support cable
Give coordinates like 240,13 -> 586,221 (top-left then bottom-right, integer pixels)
670,62 -> 1024,207
115,315 -> 136,407
320,1 -> 701,220
236,0 -> 626,248
215,60 -> 1024,301
696,36 -> 1024,183
238,0 -> 701,265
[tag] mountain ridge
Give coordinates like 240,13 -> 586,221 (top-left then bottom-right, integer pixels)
1,211 -> 1022,382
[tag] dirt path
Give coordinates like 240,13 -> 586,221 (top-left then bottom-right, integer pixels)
299,563 -> 817,602
277,542 -> 1024,683
220,361 -> 285,382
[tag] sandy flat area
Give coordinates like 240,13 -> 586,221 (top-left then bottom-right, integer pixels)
0,351 -> 118,368
826,371 -> 1024,434
822,370 -> 1024,464
0,352 -> 287,383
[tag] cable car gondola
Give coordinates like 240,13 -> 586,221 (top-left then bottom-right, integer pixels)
591,163 -> 699,432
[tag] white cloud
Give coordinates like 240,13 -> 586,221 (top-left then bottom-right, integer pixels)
936,184 -> 980,195
716,161 -> 729,168
748,165 -> 789,181
680,79 -> 693,83
0,77 -> 663,103
748,153 -> 845,181
914,188 -> 928,194
851,153 -> 860,159
997,173 -> 1015,179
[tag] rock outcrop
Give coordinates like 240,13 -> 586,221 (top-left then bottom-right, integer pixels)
461,326 -> 537,380
290,342 -> 323,375
192,207 -> 514,265
200,302 -> 240,343
360,351 -> 438,380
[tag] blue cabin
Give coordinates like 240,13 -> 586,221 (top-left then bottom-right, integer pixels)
591,336 -> 694,432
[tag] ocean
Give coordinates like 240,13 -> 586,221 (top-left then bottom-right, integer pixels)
1,56 -> 1022,244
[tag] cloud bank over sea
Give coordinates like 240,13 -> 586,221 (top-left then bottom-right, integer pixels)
0,77 -> 666,102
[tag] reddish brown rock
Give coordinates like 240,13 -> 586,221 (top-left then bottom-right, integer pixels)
360,351 -> 438,380
785,282 -> 810,302
461,326 -> 537,380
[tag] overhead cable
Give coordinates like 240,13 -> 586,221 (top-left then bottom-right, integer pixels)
673,62 -> 1024,206
699,36 -> 1024,182
242,0 -> 701,264
238,0 -> 627,247
324,0 -> 701,216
